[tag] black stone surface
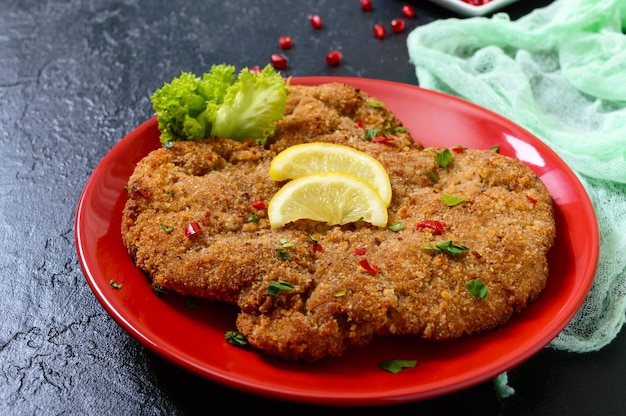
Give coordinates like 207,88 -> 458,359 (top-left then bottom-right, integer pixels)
2,0 -> 625,414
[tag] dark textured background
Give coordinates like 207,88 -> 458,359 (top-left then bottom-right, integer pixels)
2,0 -> 625,414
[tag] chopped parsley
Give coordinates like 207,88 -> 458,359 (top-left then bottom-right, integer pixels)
275,237 -> 293,259
109,280 -> 123,289
267,280 -> 294,296
151,283 -> 168,296
491,145 -> 500,153
159,223 -> 174,233
225,331 -> 248,346
368,99 -> 385,107
466,278 -> 488,299
388,222 -> 405,232
333,290 -> 347,297
276,248 -> 290,260
365,127 -> 381,140
378,359 -> 417,374
421,240 -> 469,257
435,148 -> 452,170
442,194 -> 465,207
248,213 -> 260,223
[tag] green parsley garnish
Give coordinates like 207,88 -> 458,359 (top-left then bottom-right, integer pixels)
384,123 -> 408,134
491,145 -> 500,153
225,331 -> 248,346
368,99 -> 385,107
275,248 -> 290,260
378,359 -> 417,374
428,170 -> 439,183
466,278 -> 488,299
365,127 -> 381,140
275,238 -> 293,259
279,237 -> 293,248
388,222 -> 405,232
151,283 -> 167,296
435,149 -> 453,170
441,194 -> 466,207
309,235 -> 319,245
267,280 -> 294,296
248,213 -> 260,223
109,280 -> 123,289
159,223 -> 174,233
420,240 -> 469,257
333,290 -> 347,297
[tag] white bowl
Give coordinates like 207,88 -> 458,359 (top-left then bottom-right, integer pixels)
427,0 -> 521,16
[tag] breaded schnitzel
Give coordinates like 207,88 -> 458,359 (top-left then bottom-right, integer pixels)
121,83 -> 555,362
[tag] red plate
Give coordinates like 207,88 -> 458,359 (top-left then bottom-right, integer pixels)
75,77 -> 598,406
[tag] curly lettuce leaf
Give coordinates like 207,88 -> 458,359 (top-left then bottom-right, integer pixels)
212,65 -> 287,145
150,64 -> 286,145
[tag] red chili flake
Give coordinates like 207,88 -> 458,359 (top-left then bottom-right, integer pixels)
184,221 -> 202,238
353,246 -> 368,256
360,0 -> 373,11
390,18 -> 405,33
252,200 -> 267,209
137,189 -> 150,199
308,14 -> 323,29
526,195 -> 538,204
372,136 -> 395,143
359,259 -> 379,276
249,66 -> 261,73
373,23 -> 386,40
452,145 -> 465,153
270,54 -> 288,70
401,4 -> 415,18
278,35 -> 292,49
326,50 -> 342,66
357,120 -> 364,128
416,220 -> 446,235
312,243 -> 324,252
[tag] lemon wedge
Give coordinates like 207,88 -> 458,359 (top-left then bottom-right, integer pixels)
268,172 -> 388,228
269,142 -> 392,206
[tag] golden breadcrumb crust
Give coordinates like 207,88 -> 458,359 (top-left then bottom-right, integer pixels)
121,83 -> 555,361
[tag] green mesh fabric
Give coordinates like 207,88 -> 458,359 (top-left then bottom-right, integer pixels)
407,0 -> 626,354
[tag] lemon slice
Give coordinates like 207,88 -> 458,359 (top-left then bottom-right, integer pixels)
269,142 -> 392,206
268,172 -> 388,228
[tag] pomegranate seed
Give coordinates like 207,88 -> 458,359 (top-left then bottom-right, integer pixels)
326,50 -> 342,66
390,18 -> 405,33
249,65 -> 261,73
270,53 -> 288,70
278,35 -> 292,49
308,14 -> 323,29
360,0 -> 373,12
373,23 -> 386,40
401,4 -> 415,18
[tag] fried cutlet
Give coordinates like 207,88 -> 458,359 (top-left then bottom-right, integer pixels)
121,83 -> 555,362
